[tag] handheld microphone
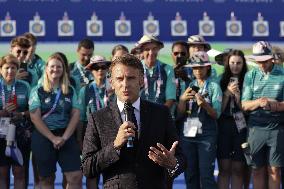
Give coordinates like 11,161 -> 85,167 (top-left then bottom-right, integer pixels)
124,103 -> 134,148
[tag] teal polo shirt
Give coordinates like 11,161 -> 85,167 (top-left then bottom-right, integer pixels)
78,81 -> 111,122
29,85 -> 81,130
31,54 -> 45,79
70,61 -> 94,92
210,67 -> 218,81
242,64 -> 284,130
187,79 -> 223,118
140,60 -> 176,104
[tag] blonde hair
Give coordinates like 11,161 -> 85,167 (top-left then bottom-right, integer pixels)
43,53 -> 70,95
0,54 -> 20,69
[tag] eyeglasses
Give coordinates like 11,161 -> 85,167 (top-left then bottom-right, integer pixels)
16,49 -> 28,56
92,65 -> 108,71
173,52 -> 186,56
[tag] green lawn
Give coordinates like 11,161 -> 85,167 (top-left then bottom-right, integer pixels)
0,42 -> 254,76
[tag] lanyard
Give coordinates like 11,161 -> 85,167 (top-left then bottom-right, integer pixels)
76,62 -> 89,84
230,96 -> 235,115
187,100 -> 193,116
42,89 -> 62,119
144,62 -> 162,101
91,83 -> 108,110
1,80 -> 16,108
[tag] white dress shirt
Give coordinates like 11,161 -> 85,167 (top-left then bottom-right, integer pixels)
117,98 -> 141,130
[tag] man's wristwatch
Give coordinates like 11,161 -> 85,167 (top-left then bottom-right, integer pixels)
168,158 -> 179,177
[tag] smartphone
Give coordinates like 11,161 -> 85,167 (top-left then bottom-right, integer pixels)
230,77 -> 238,83
191,86 -> 200,93
20,62 -> 28,72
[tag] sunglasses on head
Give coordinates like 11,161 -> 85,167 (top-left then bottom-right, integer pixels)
92,65 -> 108,71
16,49 -> 28,56
173,52 -> 186,56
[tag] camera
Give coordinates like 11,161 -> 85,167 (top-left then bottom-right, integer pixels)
176,56 -> 187,68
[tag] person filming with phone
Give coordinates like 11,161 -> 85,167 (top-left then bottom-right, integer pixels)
171,41 -> 191,101
177,51 -> 222,189
9,36 -> 31,84
0,54 -> 31,189
217,50 -> 249,189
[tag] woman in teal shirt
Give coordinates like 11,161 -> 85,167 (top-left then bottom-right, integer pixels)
0,54 -> 30,189
29,53 -> 82,189
177,51 -> 222,189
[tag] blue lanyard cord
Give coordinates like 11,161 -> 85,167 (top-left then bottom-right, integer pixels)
1,80 -> 16,108
76,62 -> 89,84
199,80 -> 208,95
143,62 -> 162,101
42,89 -> 62,119
91,83 -> 108,111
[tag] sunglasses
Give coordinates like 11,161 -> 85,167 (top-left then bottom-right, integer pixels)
92,65 -> 108,71
16,49 -> 28,56
173,52 -> 186,56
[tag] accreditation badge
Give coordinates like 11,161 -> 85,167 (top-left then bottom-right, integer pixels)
183,117 -> 202,137
233,111 -> 247,132
0,117 -> 11,138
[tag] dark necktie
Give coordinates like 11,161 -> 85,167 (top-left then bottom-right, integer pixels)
124,103 -> 138,146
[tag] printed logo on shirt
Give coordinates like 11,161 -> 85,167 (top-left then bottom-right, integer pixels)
17,94 -> 25,99
253,86 -> 259,91
65,97 -> 71,103
88,99 -> 93,105
44,97 -> 51,104
28,99 -> 33,106
217,95 -> 222,102
273,84 -> 281,90
78,99 -> 82,105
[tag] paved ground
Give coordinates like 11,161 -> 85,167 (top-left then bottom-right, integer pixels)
8,161 -> 186,189
9,160 -> 254,189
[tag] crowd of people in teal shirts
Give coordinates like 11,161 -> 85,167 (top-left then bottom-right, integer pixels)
0,32 -> 283,189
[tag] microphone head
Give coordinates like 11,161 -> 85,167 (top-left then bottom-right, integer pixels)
123,102 -> 134,122
124,102 -> 133,109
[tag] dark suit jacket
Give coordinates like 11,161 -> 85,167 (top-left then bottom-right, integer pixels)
81,99 -> 185,189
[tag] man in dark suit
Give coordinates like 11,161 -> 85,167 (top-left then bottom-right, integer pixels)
81,54 -> 185,189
